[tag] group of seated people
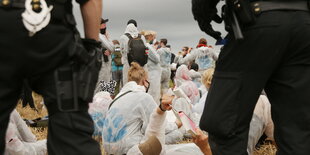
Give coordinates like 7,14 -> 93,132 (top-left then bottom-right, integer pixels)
89,61 -> 275,155
4,59 -> 274,155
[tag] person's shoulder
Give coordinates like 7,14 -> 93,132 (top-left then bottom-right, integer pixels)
135,92 -> 156,104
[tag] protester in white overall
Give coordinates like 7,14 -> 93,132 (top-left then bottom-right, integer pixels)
193,69 -> 274,155
158,39 -> 172,94
102,62 -> 156,154
120,20 -> 147,85
178,46 -> 218,73
4,110 -> 47,155
141,30 -> 162,104
126,95 -> 204,155
95,18 -> 115,93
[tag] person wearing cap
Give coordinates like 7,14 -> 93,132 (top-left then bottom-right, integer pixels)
119,19 -> 147,85
94,18 -> 116,93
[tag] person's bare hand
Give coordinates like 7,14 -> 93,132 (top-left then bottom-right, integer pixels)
104,50 -> 111,56
193,129 -> 212,155
175,119 -> 182,128
161,94 -> 175,111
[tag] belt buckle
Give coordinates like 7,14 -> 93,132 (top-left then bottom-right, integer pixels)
0,0 -> 12,8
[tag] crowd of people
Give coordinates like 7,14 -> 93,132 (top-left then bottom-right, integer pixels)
85,19 -> 275,154
3,18 -> 277,155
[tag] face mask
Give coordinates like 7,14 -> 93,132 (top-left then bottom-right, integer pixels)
144,80 -> 150,93
100,28 -> 106,34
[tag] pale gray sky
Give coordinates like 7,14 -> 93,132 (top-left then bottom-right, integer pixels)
73,0 -> 226,53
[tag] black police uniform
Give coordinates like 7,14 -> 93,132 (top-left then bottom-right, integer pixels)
0,0 -> 101,154
196,0 -> 310,155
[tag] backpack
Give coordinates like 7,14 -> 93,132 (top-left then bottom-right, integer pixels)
113,50 -> 123,66
125,33 -> 148,66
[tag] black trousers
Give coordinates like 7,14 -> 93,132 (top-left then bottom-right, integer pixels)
0,9 -> 101,155
200,11 -> 310,155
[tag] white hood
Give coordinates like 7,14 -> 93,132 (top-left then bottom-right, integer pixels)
124,24 -> 139,38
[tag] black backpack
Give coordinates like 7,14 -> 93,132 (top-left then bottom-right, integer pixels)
125,33 -> 148,66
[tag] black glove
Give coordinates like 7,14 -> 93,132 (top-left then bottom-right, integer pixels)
82,38 -> 102,53
75,38 -> 102,65
192,0 -> 222,40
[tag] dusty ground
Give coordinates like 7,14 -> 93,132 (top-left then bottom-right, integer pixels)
16,93 -> 277,155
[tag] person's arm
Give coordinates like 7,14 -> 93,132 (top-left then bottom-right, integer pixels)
178,50 -> 197,65
193,129 -> 212,155
100,34 -> 115,52
146,44 -> 160,64
80,0 -> 102,41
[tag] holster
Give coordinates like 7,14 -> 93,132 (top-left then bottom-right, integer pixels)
222,0 -> 256,40
54,33 -> 102,112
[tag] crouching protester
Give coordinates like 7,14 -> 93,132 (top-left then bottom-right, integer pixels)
0,0 -> 102,154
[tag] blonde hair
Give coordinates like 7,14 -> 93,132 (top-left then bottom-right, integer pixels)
128,62 -> 148,84
201,68 -> 215,89
140,30 -> 157,40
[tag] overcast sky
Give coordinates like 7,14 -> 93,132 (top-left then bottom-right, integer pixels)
73,0 -> 226,53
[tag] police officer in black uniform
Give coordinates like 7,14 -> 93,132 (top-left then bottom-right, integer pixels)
192,0 -> 310,154
0,0 -> 102,154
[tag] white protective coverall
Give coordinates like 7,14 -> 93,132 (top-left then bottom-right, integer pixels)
119,24 -> 147,85
102,81 -> 157,154
95,33 -> 115,93
127,108 -> 203,155
88,91 -> 112,137
189,69 -> 202,88
178,47 -> 218,72
158,47 -> 172,94
247,95 -> 274,155
5,110 -> 46,155
146,43 -> 162,104
192,93 -> 274,155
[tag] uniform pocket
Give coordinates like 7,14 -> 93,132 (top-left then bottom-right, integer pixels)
202,71 -> 242,138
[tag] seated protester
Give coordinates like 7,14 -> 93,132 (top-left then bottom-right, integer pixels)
167,65 -> 200,139
127,95 -> 204,155
174,65 -> 200,105
189,63 -> 202,88
88,91 -> 113,137
193,68 -> 214,115
5,110 -> 46,155
102,62 -> 156,154
193,69 -> 274,154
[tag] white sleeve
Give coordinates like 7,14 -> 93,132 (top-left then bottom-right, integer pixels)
140,96 -> 157,135
145,108 -> 167,146
10,110 -> 36,142
178,50 -> 197,65
146,44 -> 160,64
120,35 -> 129,55
100,34 -> 115,52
